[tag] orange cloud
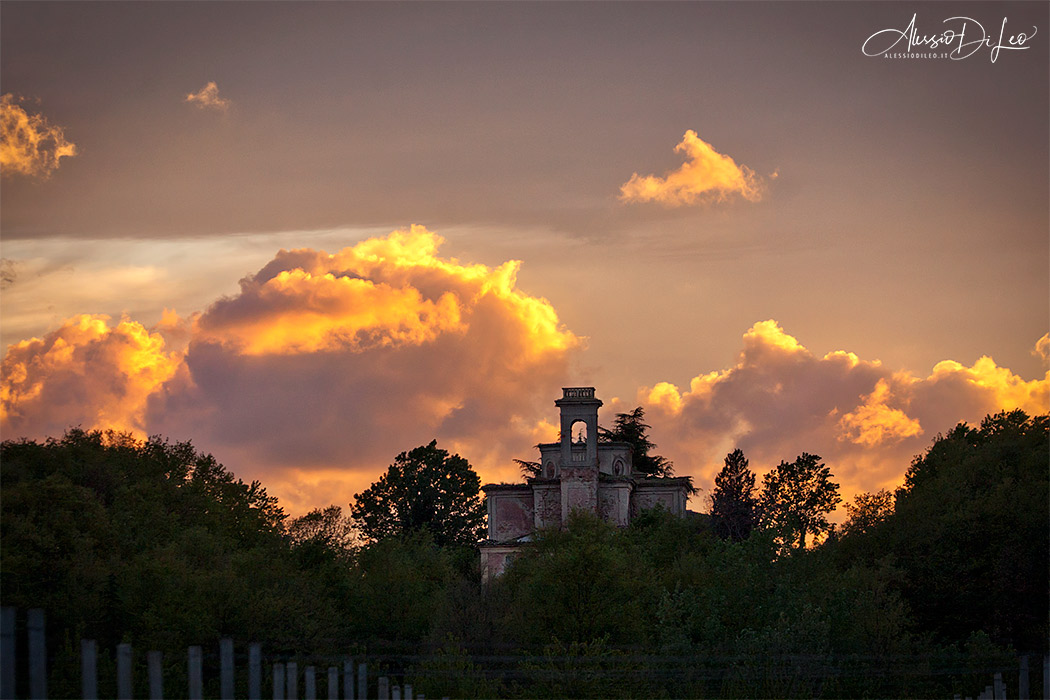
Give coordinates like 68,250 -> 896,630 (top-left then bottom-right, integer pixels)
838,378 -> 923,447
620,130 -> 762,206
2,227 -> 581,514
0,94 -> 77,178
193,226 -> 575,365
641,320 -> 1049,513
1,315 -> 180,438
143,226 -> 581,509
185,82 -> 230,111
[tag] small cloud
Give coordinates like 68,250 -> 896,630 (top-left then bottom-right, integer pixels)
0,94 -> 78,179
185,82 -> 230,112
620,130 -> 763,206
1034,333 -> 1050,367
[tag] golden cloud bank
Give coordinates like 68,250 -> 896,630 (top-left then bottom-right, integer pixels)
1,232 -> 1045,516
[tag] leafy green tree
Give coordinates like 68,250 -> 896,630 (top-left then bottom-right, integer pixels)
886,410 -> 1048,651
840,489 -> 894,539
599,406 -> 674,477
758,453 -> 840,551
350,440 -> 486,547
288,504 -> 356,553
0,429 -> 360,695
348,531 -> 457,645
500,511 -> 656,646
710,448 -> 758,541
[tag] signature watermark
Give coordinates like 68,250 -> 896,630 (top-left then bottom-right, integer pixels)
862,14 -> 1037,62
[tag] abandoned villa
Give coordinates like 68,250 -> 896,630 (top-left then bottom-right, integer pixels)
480,387 -> 693,579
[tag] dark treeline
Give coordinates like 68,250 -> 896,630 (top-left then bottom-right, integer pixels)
1,410 -> 1047,698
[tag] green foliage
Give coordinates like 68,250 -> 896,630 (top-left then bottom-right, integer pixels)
758,453 -> 841,551
410,636 -> 503,699
883,410 -> 1049,651
841,489 -> 894,539
514,458 -> 542,479
598,406 -> 674,477
711,448 -> 758,541
350,440 -> 486,547
288,505 -> 356,555
515,636 -> 640,699
349,532 -> 459,645
0,430 -> 290,651
500,511 -> 657,646
4,412 -> 1044,697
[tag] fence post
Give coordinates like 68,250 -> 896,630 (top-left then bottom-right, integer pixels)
250,644 -> 262,700
273,663 -> 286,700
391,684 -> 401,700
148,650 -> 163,700
0,608 -> 13,700
117,643 -> 133,699
0,608 -> 14,700
994,672 -> 1005,700
378,676 -> 389,700
358,662 -> 367,700
1019,655 -> 1030,700
27,608 -> 47,700
287,660 -> 298,700
82,639 -> 98,700
220,638 -> 235,700
404,684 -> 412,700
327,666 -> 338,700
188,645 -> 203,700
305,666 -> 316,700
344,659 -> 354,700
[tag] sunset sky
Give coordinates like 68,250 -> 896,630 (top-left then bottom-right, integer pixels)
2,1 -> 1047,517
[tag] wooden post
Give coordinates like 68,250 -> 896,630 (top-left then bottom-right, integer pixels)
343,659 -> 354,700
0,608 -> 14,700
327,666 -> 338,700
287,661 -> 298,700
305,666 -> 316,700
357,662 -> 367,700
221,638 -> 235,700
378,676 -> 389,700
117,643 -> 133,699
148,650 -> 163,700
273,663 -> 286,700
27,608 -> 47,700
188,645 -> 203,700
249,644 -> 262,700
81,639 -> 98,700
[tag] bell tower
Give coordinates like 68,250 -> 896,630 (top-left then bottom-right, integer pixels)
556,387 -> 602,467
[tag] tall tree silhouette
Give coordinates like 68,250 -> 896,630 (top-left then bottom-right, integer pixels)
759,452 -> 840,551
710,448 -> 758,540
350,440 -> 486,547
